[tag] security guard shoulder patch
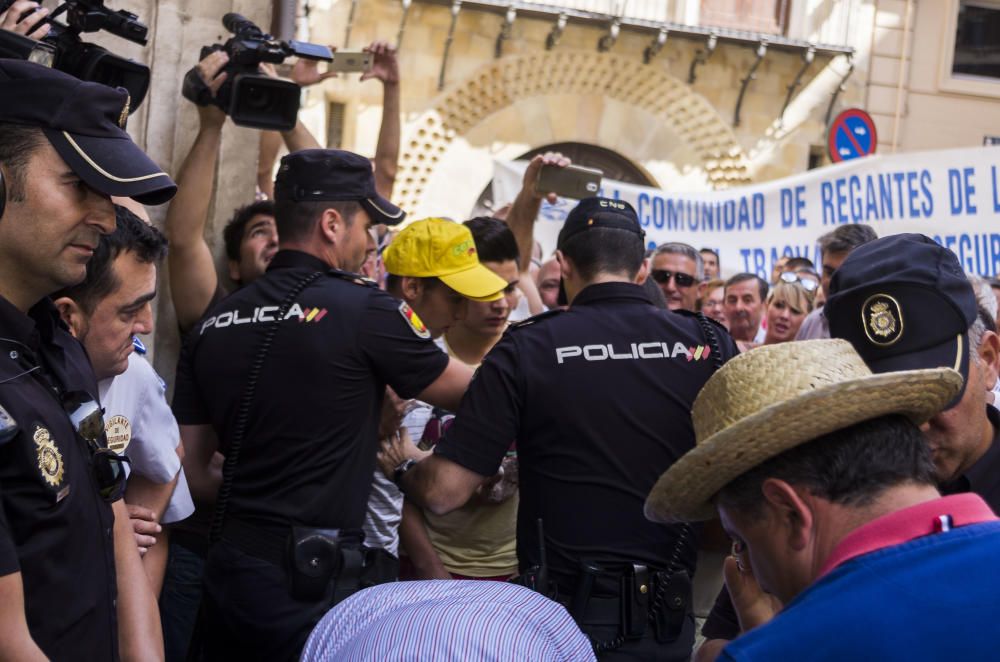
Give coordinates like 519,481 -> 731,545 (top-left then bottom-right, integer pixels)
33,425 -> 64,487
105,415 -> 132,455
399,302 -> 431,339
508,308 -> 564,331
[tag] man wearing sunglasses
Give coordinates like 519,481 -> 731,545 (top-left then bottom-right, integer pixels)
0,61 -> 176,660
651,243 -> 703,313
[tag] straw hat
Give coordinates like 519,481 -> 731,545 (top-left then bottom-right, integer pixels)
644,339 -> 963,523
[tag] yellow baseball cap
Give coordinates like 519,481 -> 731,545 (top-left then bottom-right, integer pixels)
383,218 -> 508,302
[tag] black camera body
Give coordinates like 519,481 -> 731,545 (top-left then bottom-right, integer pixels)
0,0 -> 150,112
183,13 -> 332,132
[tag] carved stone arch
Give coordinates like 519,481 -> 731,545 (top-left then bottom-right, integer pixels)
395,50 -> 751,215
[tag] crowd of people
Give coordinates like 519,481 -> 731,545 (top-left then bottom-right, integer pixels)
3,5 -> 1000,661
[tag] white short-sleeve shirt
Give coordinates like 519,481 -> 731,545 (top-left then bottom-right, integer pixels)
99,352 -> 194,524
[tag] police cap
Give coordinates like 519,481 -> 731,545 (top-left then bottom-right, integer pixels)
0,59 -> 176,205
825,233 -> 977,408
273,148 -> 406,226
556,197 -> 644,249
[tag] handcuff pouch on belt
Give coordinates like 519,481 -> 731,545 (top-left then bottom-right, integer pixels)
286,527 -> 365,604
650,569 -> 691,644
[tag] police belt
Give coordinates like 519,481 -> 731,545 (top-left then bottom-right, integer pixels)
553,564 -> 692,646
221,516 -> 290,567
221,516 -> 398,573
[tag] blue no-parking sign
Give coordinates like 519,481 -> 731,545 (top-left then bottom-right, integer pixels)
828,108 -> 878,162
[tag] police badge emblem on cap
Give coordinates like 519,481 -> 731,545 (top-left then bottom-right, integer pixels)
34,426 -> 64,488
863,294 -> 903,346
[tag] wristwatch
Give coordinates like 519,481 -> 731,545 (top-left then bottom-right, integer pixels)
392,458 -> 418,486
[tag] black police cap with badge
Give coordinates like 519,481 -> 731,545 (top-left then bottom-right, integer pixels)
825,232 -> 978,408
274,148 -> 406,227
555,196 -> 646,305
0,58 -> 176,211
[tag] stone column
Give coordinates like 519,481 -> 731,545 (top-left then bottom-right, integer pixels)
86,0 -> 272,387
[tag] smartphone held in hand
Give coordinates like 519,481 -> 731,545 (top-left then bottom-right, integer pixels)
535,164 -> 603,200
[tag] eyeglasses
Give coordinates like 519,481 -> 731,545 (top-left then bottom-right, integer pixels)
650,270 -> 697,288
63,392 -> 129,503
779,271 -> 819,292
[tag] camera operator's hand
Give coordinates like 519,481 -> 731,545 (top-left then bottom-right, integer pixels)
524,152 -> 571,204
0,0 -> 51,40
361,40 -> 399,85
193,50 -> 229,127
291,54 -> 338,87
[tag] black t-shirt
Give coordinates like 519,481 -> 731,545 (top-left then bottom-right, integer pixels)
172,250 -> 450,532
0,296 -> 118,660
435,282 -> 738,590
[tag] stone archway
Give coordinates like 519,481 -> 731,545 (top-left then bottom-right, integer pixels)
394,50 -> 752,215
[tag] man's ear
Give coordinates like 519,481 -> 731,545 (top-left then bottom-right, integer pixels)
53,296 -> 85,338
760,478 -> 814,552
977,330 -> 1000,390
401,276 -> 423,304
634,257 -> 649,285
319,207 -> 344,245
555,250 -> 573,281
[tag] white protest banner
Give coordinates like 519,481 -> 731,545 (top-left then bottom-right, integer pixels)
491,146 -> 1000,279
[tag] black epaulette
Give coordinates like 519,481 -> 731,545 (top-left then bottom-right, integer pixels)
671,308 -> 728,334
507,308 -> 564,331
326,269 -> 377,287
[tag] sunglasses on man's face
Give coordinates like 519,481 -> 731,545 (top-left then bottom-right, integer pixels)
650,270 -> 697,288
63,393 -> 129,503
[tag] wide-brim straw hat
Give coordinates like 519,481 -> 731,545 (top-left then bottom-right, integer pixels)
644,339 -> 963,523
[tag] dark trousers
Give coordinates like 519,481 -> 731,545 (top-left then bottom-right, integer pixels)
160,541 -> 205,662
200,540 -> 329,662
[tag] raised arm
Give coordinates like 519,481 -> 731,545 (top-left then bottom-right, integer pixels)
165,51 -> 229,332
505,153 -> 570,273
362,41 -> 401,198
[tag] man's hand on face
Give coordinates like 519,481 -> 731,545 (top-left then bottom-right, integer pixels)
126,504 -> 161,557
724,555 -> 782,633
0,1 -> 51,40
376,428 -> 430,480
522,152 -> 571,204
192,50 -> 229,128
360,40 -> 399,85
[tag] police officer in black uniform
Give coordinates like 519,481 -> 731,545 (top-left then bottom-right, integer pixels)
172,149 -> 475,661
379,197 -> 738,660
0,60 -> 176,659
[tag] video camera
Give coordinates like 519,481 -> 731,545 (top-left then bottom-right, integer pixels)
183,13 -> 333,132
0,0 -> 150,113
